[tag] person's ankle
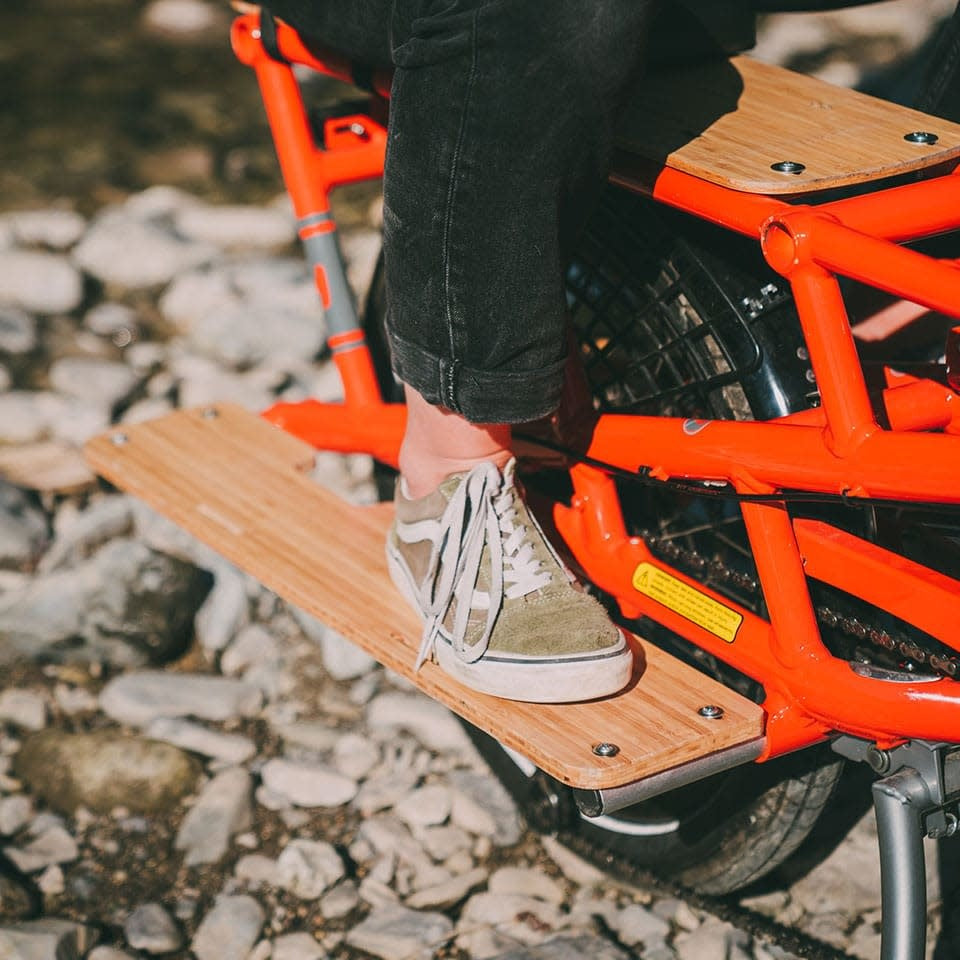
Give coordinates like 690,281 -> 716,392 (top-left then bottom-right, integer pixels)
398,449 -> 512,500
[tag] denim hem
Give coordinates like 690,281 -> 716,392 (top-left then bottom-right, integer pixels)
390,329 -> 566,424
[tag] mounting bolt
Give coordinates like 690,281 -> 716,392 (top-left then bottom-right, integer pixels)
866,745 -> 891,775
201,406 -> 219,419
592,742 -> 620,758
110,432 -> 129,446
771,161 -> 806,175
904,131 -> 939,145
698,705 -> 724,720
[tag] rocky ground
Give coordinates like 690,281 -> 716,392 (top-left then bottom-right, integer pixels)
1,1 -> 958,959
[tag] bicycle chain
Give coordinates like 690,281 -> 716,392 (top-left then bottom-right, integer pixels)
645,534 -> 960,680
555,826 -> 858,960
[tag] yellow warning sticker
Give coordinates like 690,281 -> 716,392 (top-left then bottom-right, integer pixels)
632,563 -> 742,643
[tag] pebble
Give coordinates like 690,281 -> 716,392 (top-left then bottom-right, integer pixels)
4,824 -> 79,872
0,479 -> 48,569
0,918 -> 96,960
142,0 -> 221,37
191,894 -> 265,960
271,931 -> 326,960
458,892 -> 565,947
1,210 -> 86,250
490,934 -> 633,960
146,716 -> 256,764
37,865 -> 65,896
260,757 -> 358,808
394,783 -> 452,829
194,565 -> 250,652
38,495 -> 134,574
366,692 -> 475,754
89,949 -> 137,960
99,671 -> 262,726
320,879 -> 361,919
234,853 -> 279,888
123,902 -> 184,954
448,770 -> 523,845
84,302 -> 139,340
13,729 -> 201,815
72,210 -> 216,290
175,767 -> 253,865
0,688 -> 47,730
0,305 -> 38,353
405,866 -> 488,911
221,623 -> 279,676
173,202 -> 295,250
488,866 -> 566,905
47,357 -> 139,410
0,794 -> 34,835
610,903 -> 672,948
345,903 -> 454,960
332,731 -> 380,780
275,838 -> 346,899
0,250 -> 84,314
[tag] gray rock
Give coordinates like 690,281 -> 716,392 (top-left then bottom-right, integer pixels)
13,728 -> 201,815
274,721 -> 340,753
366,692 -> 474,754
146,716 -> 256,765
0,539 -> 212,666
123,903 -> 184,955
221,624 -> 279,676
488,866 -> 565,905
89,948 -> 137,960
142,0 -> 221,39
0,250 -> 84,314
406,866 -> 488,911
320,880 -> 360,920
193,564 -> 250,652
99,670 -> 261,727
0,479 -> 47,569
260,757 -> 357,808
160,259 -> 323,369
0,688 -> 47,730
234,853 -> 279,888
395,784 -> 452,829
38,495 -> 135,574
37,865 -> 65,896
332,732 -> 380,781
173,203 -> 295,250
0,794 -> 33,836
175,767 -> 253,866
448,770 -> 523,846
0,306 -> 38,354
488,934 -> 632,960
345,903 -> 454,960
0,918 -> 96,960
84,302 -> 139,339
2,210 -> 86,250
673,919 -> 738,960
0,390 -> 110,447
48,357 -> 139,410
4,825 -> 79,872
609,904 -> 671,949
191,895 -> 264,960
291,607 -> 377,680
276,838 -> 346,899
271,931 -> 326,960
72,209 -> 216,289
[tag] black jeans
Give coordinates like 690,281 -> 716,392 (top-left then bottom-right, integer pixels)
268,0 -> 657,423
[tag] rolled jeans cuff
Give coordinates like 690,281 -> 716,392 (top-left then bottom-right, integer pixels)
389,328 -> 567,424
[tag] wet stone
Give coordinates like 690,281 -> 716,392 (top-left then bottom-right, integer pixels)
123,902 -> 184,955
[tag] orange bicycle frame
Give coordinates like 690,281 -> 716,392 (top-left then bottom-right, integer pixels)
233,13 -> 960,762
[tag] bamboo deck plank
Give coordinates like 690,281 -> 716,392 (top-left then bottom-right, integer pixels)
620,55 -> 960,194
85,404 -> 764,790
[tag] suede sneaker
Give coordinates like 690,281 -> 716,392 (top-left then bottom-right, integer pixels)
385,458 -> 633,702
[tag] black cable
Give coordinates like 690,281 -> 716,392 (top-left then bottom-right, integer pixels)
514,431 -> 960,514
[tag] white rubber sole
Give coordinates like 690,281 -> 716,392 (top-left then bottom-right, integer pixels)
386,539 -> 633,703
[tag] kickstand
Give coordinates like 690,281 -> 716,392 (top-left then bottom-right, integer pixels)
873,768 -> 931,960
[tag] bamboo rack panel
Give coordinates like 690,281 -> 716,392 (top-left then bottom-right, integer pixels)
85,404 -> 764,790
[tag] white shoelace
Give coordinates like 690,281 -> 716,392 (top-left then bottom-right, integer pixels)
413,461 -> 553,671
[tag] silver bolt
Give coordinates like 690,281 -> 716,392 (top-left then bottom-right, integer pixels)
698,705 -> 724,720
110,432 -> 129,446
201,407 -> 219,420
904,131 -> 938,145
771,161 -> 806,175
592,742 -> 620,758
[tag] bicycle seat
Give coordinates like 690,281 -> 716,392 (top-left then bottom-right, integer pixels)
618,55 -> 960,194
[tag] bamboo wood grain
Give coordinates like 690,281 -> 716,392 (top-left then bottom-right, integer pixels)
85,405 -> 764,790
619,55 -> 960,194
